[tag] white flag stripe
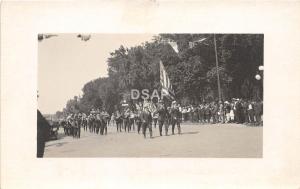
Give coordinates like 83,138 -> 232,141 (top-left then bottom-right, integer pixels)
160,60 -> 175,98
168,42 -> 179,53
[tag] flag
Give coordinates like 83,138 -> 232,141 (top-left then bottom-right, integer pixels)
160,61 -> 175,99
168,41 -> 179,53
189,38 -> 207,48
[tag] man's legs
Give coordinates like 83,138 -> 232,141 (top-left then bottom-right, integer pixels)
255,113 -> 260,126
148,122 -> 153,138
78,126 -> 81,138
132,119 -> 135,131
142,122 -> 147,138
177,121 -> 181,134
172,120 -> 175,135
137,121 -> 142,134
249,110 -> 254,125
164,121 -> 169,136
158,120 -> 163,136
119,122 -> 121,131
101,121 -> 105,135
153,119 -> 157,128
104,124 -> 107,135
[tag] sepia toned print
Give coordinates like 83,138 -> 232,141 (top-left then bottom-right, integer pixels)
38,33 -> 263,158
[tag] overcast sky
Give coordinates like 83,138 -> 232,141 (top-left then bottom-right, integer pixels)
38,34 -> 154,114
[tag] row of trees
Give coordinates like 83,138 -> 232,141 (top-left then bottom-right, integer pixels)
56,34 -> 263,118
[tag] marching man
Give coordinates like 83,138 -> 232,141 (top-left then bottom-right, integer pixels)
141,99 -> 153,138
170,101 -> 182,135
156,99 -> 169,136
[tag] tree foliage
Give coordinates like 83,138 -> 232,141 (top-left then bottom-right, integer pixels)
57,34 -> 263,117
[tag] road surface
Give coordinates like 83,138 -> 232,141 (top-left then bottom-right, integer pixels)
44,123 -> 262,158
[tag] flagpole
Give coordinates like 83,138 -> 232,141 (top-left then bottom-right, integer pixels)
213,34 -> 222,102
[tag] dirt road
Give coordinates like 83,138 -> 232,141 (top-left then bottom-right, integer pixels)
44,123 -> 262,158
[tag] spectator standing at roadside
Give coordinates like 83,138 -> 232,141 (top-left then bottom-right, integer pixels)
219,101 -> 225,123
247,101 -> 255,125
254,100 -> 263,126
224,101 -> 231,123
199,104 -> 205,124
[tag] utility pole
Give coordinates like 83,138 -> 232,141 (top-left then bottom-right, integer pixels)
213,34 -> 222,102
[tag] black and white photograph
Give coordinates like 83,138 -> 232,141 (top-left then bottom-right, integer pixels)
38,33 -> 264,158
2,1 -> 300,189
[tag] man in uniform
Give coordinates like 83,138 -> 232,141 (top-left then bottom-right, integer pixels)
152,103 -> 159,128
81,113 -> 88,131
87,113 -> 93,133
76,113 -> 82,138
141,99 -> 153,138
170,101 -> 182,135
123,106 -> 131,132
95,112 -> 101,134
115,110 -> 122,132
135,101 -> 143,134
100,110 -> 109,135
156,99 -> 169,136
129,109 -> 135,131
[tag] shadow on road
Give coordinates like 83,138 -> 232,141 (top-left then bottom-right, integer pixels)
150,132 -> 199,138
45,141 -> 68,148
57,133 -> 68,140
180,131 -> 199,135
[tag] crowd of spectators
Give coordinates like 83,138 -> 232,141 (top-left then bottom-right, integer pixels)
178,98 -> 263,126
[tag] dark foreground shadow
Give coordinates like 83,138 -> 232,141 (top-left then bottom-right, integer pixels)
57,133 -> 68,140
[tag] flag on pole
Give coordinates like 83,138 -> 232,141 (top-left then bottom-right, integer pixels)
160,61 -> 175,99
189,38 -> 207,48
168,41 -> 179,53
168,38 -> 207,53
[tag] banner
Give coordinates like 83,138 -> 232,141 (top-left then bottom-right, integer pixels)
160,60 -> 175,99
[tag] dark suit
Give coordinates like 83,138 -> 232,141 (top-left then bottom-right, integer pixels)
170,107 -> 181,135
157,104 -> 168,136
141,111 -> 152,138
